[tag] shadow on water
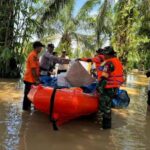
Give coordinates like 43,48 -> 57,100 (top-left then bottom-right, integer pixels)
0,72 -> 150,150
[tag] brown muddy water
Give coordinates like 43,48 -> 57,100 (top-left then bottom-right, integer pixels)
0,72 -> 150,150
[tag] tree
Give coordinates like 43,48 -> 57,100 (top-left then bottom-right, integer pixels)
96,0 -> 113,47
0,0 -> 40,78
38,0 -> 113,57
137,0 -> 150,70
111,0 -> 140,69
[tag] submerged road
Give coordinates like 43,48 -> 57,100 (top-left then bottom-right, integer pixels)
0,72 -> 150,150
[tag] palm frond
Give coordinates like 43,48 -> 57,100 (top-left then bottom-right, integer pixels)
96,0 -> 110,47
37,0 -> 71,37
76,0 -> 101,20
76,33 -> 96,51
41,0 -> 71,22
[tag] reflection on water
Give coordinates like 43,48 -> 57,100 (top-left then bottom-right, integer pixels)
0,73 -> 150,150
0,79 -> 22,150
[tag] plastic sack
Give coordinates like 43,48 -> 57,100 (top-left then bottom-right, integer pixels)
57,73 -> 71,87
40,76 -> 57,87
112,89 -> 130,108
80,82 -> 97,93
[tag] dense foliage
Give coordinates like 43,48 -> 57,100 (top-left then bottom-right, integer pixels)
0,0 -> 149,78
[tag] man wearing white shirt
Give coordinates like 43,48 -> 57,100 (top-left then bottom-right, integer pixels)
57,50 -> 69,74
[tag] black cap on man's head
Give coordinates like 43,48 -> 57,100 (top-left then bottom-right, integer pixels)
48,43 -> 54,48
33,41 -> 45,49
96,48 -> 103,54
102,46 -> 116,56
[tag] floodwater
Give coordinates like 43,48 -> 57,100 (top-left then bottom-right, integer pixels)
0,72 -> 150,150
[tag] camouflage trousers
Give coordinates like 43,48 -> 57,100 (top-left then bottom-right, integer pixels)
99,88 -> 117,118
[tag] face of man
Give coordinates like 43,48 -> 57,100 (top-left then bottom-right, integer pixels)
36,47 -> 43,54
48,46 -> 54,53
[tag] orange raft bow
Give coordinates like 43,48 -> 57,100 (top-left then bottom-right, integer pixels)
28,85 -> 99,130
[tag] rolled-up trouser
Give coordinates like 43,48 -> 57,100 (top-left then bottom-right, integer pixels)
23,81 -> 34,110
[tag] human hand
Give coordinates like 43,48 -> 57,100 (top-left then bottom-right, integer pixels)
34,80 -> 40,85
75,58 -> 81,61
51,71 -> 56,75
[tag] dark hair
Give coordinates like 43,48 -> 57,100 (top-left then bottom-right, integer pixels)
103,46 -> 116,56
33,41 -> 45,49
47,43 -> 54,48
96,48 -> 103,54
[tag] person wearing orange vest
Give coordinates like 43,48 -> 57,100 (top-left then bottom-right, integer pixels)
23,41 -> 45,110
97,46 -> 124,129
77,48 -> 105,79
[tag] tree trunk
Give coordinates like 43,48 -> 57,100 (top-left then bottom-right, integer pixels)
0,0 -> 14,48
0,0 -> 20,78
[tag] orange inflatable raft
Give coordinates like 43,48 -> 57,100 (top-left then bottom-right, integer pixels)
28,85 -> 99,129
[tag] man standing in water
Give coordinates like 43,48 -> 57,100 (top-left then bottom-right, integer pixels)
97,46 -> 124,129
23,41 -> 45,110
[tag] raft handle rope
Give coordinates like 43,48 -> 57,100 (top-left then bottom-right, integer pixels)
49,88 -> 58,131
49,86 -> 69,130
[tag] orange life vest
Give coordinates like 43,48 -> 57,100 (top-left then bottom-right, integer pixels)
102,57 -> 124,88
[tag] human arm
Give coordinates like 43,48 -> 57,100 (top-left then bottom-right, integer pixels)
97,62 -> 114,93
76,58 -> 92,62
44,52 -> 70,64
61,58 -> 70,64
31,68 -> 40,84
91,55 -> 104,63
30,54 -> 40,84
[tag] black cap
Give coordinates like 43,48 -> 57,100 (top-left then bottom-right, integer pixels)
102,46 -> 116,56
48,43 -> 54,48
96,48 -> 103,54
33,41 -> 45,49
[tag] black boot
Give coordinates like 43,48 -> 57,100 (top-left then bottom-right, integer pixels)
102,117 -> 111,129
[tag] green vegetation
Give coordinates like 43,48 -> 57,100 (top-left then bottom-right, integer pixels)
0,0 -> 149,78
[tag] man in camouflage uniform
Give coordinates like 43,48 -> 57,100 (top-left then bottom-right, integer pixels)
97,46 -> 124,129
